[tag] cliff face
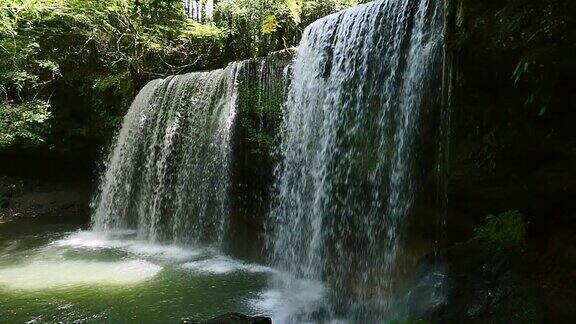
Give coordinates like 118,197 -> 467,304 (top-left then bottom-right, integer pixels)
448,0 -> 576,242
437,0 -> 576,321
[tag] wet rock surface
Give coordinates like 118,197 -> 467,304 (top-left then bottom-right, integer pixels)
435,0 -> 576,321
182,313 -> 272,324
0,175 -> 91,223
409,230 -> 576,323
419,246 -> 544,323
448,0 -> 576,243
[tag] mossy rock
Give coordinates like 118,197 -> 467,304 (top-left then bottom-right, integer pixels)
471,211 -> 527,255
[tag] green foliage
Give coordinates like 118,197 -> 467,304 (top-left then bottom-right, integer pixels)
0,0 -> 357,151
91,71 -> 135,128
214,0 -> 358,58
0,100 -> 51,148
0,0 -> 223,148
472,210 -> 527,254
261,14 -> 279,34
1,0 -> 94,146
136,0 -> 185,25
238,80 -> 285,152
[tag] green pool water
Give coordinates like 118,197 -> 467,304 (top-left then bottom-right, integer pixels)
0,216 -> 297,323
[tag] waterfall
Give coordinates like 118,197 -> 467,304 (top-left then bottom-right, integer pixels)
91,63 -> 242,245
269,0 -> 447,319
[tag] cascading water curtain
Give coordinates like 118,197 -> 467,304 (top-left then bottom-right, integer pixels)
91,63 -> 242,245
269,0 -> 447,320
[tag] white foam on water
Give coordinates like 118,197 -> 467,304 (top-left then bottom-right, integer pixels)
251,289 -> 284,314
126,241 -> 202,261
249,274 -> 331,324
54,231 -> 202,261
53,230 -> 119,249
182,256 -> 272,274
0,259 -> 161,290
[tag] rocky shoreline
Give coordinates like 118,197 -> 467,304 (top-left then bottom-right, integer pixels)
182,313 -> 272,324
0,175 -> 91,224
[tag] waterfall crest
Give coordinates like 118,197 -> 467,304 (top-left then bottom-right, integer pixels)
269,0 -> 447,318
91,63 -> 241,244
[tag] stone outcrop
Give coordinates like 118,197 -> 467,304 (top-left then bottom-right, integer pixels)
182,312 -> 272,324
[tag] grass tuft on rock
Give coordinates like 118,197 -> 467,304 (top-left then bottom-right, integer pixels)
472,210 -> 527,254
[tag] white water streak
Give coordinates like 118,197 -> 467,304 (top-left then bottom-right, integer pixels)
269,0 -> 446,318
91,63 -> 243,245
